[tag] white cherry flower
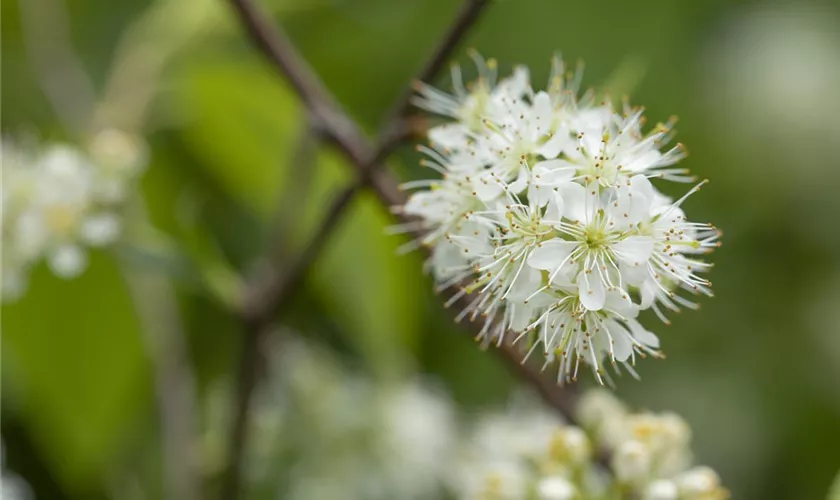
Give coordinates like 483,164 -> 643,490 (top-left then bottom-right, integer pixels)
400,54 -> 719,382
1,133 -> 146,300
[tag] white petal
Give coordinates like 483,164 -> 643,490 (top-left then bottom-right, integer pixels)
80,213 -> 121,246
533,160 -> 576,183
48,244 -> 88,278
578,270 -> 606,311
613,236 -> 655,266
645,480 -> 679,500
510,302 -> 537,331
536,475 -> 576,500
14,211 -> 50,258
505,266 -> 542,302
628,174 -> 655,201
472,172 -> 505,201
628,192 -> 652,224
530,92 -> 554,137
625,149 -> 662,174
2,267 -> 29,301
427,123 -> 469,150
628,319 -> 660,348
507,166 -> 529,194
619,261 -> 648,287
431,240 -> 467,281
640,279 -> 657,309
557,183 -> 587,222
536,129 -> 573,158
527,239 -> 577,271
528,175 -> 553,207
605,320 -> 633,362
545,192 -> 565,222
494,66 -> 531,100
403,191 -> 448,222
604,288 -> 639,319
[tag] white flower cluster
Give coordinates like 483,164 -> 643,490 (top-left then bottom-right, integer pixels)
203,337 -> 726,500
206,337 -> 456,500
454,391 -> 728,500
1,129 -> 147,300
404,54 -> 721,383
578,390 -> 729,500
453,395 -> 593,500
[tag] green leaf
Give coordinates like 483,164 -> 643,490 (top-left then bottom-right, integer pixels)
309,158 -> 428,377
1,252 -> 149,492
172,57 -> 303,218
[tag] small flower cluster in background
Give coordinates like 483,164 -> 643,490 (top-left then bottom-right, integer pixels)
403,54 -> 720,383
202,336 -> 727,500
1,129 -> 147,300
455,390 -> 727,499
202,336 -> 457,500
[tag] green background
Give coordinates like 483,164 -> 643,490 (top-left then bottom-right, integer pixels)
2,0 -> 840,498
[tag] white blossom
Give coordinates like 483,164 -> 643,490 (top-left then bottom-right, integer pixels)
400,54 -> 720,383
1,130 -> 146,300
645,479 -> 679,500
577,390 -> 728,499
536,475 -> 577,500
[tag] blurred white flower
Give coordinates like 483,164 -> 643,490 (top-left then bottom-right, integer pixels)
1,130 -> 146,300
578,390 -> 727,498
645,479 -> 679,500
402,54 -> 719,383
378,383 -> 456,498
675,466 -> 728,500
245,337 -> 456,500
536,475 -> 576,500
87,128 -> 149,203
612,440 -> 652,483
221,338 -> 727,500
452,396 -> 590,499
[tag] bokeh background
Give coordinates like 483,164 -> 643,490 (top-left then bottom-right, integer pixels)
3,0 -> 840,498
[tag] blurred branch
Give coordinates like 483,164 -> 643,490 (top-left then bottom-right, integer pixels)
222,0 -> 589,496
123,210 -> 201,500
18,0 -> 97,133
227,0 -> 369,166
222,122 -> 343,499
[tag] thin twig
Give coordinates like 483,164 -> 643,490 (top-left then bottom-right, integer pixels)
221,132 -> 358,499
227,0 -> 369,165
374,0 -> 490,158
238,185 -> 360,325
123,207 -> 200,500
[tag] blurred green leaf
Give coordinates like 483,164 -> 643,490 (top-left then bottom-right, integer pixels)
172,57 -> 303,218
1,253 -> 149,492
309,158 -> 429,376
